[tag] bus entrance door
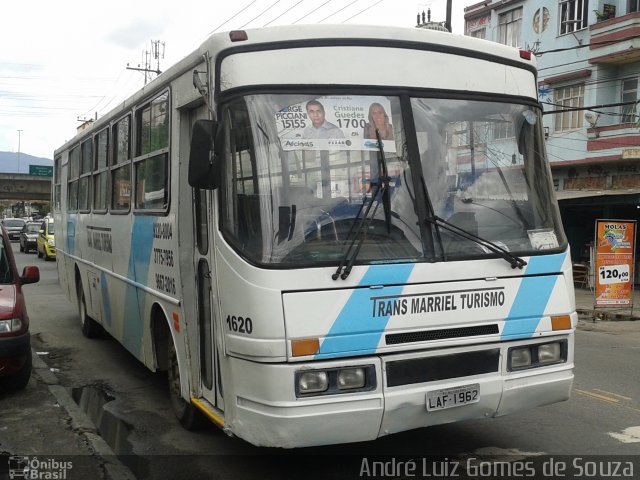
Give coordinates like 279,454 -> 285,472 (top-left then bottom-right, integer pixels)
187,106 -> 223,413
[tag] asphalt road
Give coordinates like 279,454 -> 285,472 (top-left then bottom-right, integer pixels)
6,249 -> 640,479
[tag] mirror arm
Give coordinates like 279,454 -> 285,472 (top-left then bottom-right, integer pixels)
193,53 -> 216,120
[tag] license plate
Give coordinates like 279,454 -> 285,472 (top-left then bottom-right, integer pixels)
426,384 -> 480,412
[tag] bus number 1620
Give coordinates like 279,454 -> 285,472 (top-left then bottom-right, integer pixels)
226,315 -> 253,334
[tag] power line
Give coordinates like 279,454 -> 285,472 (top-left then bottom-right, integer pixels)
293,0 -> 333,23
208,0 -> 258,34
341,0 -> 385,23
318,0 -> 359,23
543,100 -> 638,118
263,0 -> 306,26
240,0 -> 283,29
537,34 -> 640,56
538,58 -> 588,72
80,69 -> 127,117
536,34 -> 640,76
542,100 -> 639,114
537,66 -> 639,97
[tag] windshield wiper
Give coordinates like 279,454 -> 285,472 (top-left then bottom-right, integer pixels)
424,215 -> 527,269
375,128 -> 393,234
332,129 -> 392,280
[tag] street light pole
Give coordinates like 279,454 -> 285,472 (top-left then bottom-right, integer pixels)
17,129 -> 23,174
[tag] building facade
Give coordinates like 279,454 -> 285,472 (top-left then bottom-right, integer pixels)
465,0 -> 640,265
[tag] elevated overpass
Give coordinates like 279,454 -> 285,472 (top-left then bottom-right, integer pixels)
0,173 -> 52,201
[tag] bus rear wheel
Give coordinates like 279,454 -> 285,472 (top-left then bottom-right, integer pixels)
167,340 -> 208,430
78,286 -> 102,338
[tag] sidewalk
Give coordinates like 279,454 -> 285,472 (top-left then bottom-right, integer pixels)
0,350 -> 136,480
574,286 -> 640,321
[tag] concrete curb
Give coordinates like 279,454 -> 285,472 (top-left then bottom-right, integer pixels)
576,308 -> 640,321
31,349 -> 137,480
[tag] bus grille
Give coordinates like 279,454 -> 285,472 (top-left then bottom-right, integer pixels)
385,324 -> 499,345
386,349 -> 500,387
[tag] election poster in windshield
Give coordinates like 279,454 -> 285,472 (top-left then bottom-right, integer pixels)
275,96 -> 396,153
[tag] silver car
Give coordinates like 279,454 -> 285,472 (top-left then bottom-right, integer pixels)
1,218 -> 26,242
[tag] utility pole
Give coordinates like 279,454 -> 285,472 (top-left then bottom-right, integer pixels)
17,129 -> 22,174
126,40 -> 165,85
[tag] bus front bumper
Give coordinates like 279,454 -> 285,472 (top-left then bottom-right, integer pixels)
226,337 -> 573,448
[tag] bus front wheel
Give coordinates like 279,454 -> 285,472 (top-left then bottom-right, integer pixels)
167,340 -> 208,430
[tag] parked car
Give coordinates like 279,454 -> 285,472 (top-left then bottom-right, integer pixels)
1,218 -> 26,242
19,222 -> 41,253
0,225 -> 40,391
37,218 -> 55,261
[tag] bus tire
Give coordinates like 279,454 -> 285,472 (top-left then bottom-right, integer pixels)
78,286 -> 102,338
167,340 -> 208,430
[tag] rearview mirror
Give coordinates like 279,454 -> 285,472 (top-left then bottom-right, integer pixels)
189,119 -> 219,189
21,266 -> 40,285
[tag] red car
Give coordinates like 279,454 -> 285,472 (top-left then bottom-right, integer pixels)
0,225 -> 39,391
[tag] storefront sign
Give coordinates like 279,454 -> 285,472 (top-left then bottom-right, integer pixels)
594,219 -> 636,307
622,148 -> 640,160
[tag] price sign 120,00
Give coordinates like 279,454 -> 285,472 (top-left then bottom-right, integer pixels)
598,264 -> 630,285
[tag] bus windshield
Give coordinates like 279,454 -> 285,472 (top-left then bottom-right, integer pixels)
219,94 -> 565,267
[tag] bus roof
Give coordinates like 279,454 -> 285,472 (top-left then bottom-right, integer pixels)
55,24 -> 535,155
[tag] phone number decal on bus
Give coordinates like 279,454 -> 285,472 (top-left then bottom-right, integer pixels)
153,248 -> 174,267
155,273 -> 176,295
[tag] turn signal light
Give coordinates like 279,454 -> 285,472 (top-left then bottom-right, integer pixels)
292,338 -> 319,357
551,315 -> 571,331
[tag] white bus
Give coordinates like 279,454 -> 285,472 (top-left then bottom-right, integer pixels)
54,25 -> 576,448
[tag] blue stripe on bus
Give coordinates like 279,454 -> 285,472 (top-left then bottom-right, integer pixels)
501,252 -> 568,339
122,217 -> 155,357
315,264 -> 414,359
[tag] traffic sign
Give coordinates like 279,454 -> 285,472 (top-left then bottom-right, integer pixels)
29,165 -> 53,177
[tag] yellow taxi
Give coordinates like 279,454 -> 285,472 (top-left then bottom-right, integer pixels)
37,218 -> 56,261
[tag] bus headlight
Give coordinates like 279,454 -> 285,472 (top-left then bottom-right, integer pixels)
508,341 -> 566,371
538,342 -> 561,364
509,347 -> 532,369
295,365 -> 376,397
298,371 -> 328,394
337,368 -> 366,390
48,239 -> 55,246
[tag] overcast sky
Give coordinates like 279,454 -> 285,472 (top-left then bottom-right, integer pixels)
0,0 -> 476,160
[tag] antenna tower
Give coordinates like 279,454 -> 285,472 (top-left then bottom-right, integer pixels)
126,40 -> 165,85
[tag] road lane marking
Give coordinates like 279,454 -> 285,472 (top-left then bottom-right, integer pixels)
575,389 -> 620,404
608,426 -> 640,444
593,388 -> 633,401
